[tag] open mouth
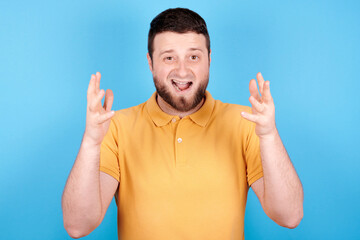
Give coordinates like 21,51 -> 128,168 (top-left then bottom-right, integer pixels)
172,79 -> 193,92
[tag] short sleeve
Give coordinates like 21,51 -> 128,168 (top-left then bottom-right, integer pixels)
100,117 -> 121,182
244,117 -> 263,186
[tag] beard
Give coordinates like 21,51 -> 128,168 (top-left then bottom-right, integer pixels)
153,74 -> 209,112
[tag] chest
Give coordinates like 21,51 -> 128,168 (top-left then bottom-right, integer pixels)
117,119 -> 250,237
119,118 -> 248,201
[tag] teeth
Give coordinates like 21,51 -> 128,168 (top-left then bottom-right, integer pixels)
173,84 -> 181,91
172,79 -> 190,85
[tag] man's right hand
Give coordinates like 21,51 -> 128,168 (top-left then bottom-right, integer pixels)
62,72 -> 118,238
84,72 -> 115,146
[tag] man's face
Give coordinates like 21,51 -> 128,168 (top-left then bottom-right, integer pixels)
147,31 -> 211,112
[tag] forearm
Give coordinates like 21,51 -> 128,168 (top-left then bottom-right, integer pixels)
259,129 -> 303,227
62,136 -> 103,237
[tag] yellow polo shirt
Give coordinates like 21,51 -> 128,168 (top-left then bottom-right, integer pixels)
100,91 -> 263,240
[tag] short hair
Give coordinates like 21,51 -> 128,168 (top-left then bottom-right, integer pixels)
148,8 -> 210,59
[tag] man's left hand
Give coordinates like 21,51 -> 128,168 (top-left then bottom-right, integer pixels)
241,72 -> 277,138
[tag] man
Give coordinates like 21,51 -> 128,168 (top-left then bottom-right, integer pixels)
62,8 -> 303,239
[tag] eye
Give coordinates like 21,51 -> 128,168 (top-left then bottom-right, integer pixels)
164,56 -> 174,62
190,55 -> 199,61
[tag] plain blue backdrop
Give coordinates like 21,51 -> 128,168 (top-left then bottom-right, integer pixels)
1,0 -> 359,239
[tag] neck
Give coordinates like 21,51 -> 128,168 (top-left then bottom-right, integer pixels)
156,94 -> 205,118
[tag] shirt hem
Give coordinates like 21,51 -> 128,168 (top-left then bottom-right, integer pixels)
248,171 -> 264,186
100,166 -> 120,182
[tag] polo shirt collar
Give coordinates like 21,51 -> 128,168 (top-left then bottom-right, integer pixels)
146,91 -> 215,127
188,91 -> 215,127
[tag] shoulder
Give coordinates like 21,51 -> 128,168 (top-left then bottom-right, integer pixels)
110,102 -> 147,126
211,99 -> 256,133
213,99 -> 252,119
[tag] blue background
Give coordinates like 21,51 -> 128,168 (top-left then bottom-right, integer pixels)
1,0 -> 359,239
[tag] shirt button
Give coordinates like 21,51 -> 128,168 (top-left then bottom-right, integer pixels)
177,138 -> 182,143
172,118 -> 176,123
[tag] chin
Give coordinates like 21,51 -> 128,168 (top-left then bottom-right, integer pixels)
154,75 -> 209,112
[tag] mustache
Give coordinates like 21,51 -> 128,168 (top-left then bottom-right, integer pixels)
167,71 -> 195,81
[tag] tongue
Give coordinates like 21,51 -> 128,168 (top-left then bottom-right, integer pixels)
175,82 -> 191,91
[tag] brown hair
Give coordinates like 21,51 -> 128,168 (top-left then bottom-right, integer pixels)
148,8 -> 210,59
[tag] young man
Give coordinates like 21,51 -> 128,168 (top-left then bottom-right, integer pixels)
62,8 -> 303,239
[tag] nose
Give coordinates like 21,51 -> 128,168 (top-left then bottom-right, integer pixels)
175,59 -> 190,79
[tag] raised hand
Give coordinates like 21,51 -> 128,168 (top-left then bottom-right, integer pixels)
241,72 -> 277,138
84,72 -> 115,146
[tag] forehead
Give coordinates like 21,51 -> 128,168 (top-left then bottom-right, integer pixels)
152,31 -> 207,54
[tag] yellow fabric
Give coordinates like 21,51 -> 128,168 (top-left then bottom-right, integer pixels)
100,91 -> 263,240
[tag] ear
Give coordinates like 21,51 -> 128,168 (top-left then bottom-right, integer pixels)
147,53 -> 153,72
208,49 -> 212,65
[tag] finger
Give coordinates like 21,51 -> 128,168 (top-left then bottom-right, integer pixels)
97,110 -> 115,124
95,72 -> 101,94
262,81 -> 273,103
257,72 -> 265,96
87,74 -> 96,97
249,79 -> 261,102
103,89 -> 114,111
249,96 -> 265,113
89,89 -> 105,111
241,111 -> 259,123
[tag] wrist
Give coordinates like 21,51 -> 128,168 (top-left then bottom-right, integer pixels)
258,128 -> 279,141
82,134 -> 102,149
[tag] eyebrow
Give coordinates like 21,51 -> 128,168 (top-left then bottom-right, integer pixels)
159,49 -> 175,55
159,48 -> 204,56
189,48 -> 203,52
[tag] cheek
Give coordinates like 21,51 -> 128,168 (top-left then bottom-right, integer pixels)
153,67 -> 171,81
158,64 -> 174,77
194,64 -> 209,78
